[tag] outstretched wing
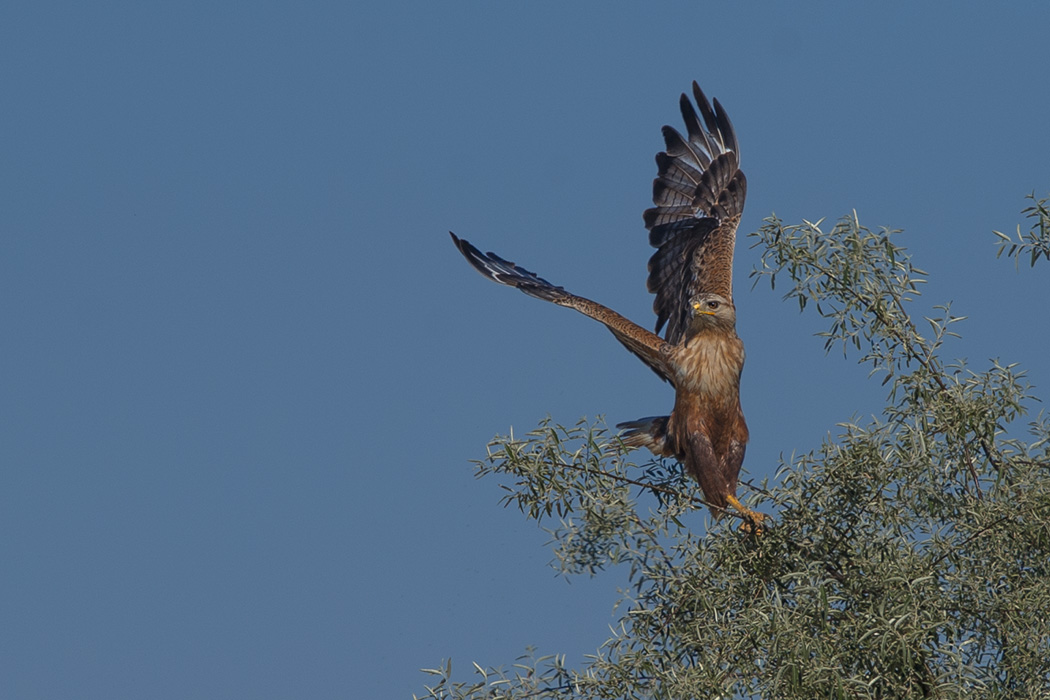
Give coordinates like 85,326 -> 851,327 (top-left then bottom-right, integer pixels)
644,82 -> 747,345
450,232 -> 673,382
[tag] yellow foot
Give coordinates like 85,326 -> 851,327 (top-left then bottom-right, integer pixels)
725,494 -> 765,535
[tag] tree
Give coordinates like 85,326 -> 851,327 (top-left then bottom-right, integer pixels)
420,197 -> 1050,699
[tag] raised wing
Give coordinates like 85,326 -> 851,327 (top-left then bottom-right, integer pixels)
450,232 -> 673,382
643,82 -> 747,345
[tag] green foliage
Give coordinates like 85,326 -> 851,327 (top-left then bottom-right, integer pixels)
420,210 -> 1050,699
995,193 -> 1050,267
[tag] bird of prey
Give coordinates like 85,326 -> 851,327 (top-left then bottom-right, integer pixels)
450,82 -> 761,527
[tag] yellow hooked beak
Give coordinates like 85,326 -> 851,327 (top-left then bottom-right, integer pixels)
692,302 -> 716,316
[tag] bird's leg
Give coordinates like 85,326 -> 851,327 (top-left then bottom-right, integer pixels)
725,493 -> 764,535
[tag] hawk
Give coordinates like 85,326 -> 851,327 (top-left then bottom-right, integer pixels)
450,82 -> 761,527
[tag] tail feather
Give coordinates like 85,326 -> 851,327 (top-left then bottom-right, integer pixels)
617,415 -> 674,458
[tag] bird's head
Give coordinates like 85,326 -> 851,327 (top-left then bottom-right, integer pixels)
688,292 -> 736,330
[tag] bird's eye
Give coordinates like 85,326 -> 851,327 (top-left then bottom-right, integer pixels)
707,300 -> 719,309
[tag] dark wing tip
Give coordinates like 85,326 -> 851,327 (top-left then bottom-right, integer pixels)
449,230 -> 473,258
711,97 -> 740,157
449,232 -> 491,276
450,234 -> 567,303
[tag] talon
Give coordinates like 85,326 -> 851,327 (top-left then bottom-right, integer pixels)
726,494 -> 765,535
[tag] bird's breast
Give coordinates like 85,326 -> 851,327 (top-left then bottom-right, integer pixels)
672,332 -> 745,398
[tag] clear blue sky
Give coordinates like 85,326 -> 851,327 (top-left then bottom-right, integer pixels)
1,3 -> 1047,698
